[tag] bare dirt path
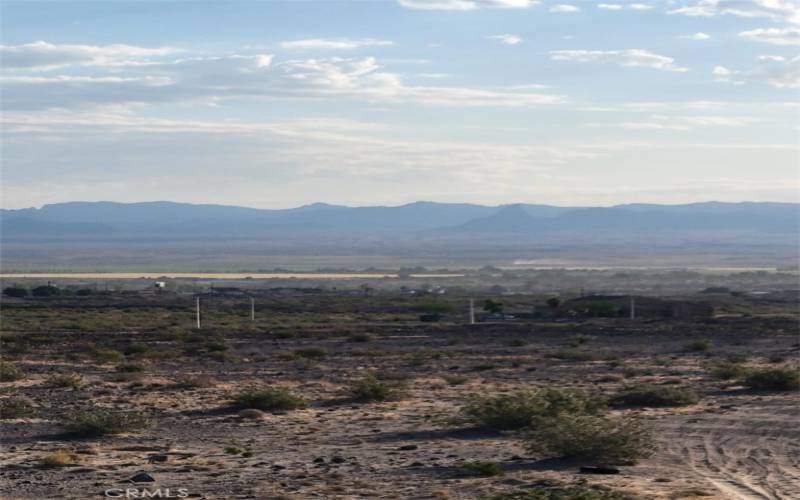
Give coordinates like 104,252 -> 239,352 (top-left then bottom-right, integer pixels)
654,394 -> 800,500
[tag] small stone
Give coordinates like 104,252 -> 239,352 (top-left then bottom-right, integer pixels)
331,456 -> 346,464
313,457 -> 325,463
129,472 -> 155,483
398,445 -> 418,451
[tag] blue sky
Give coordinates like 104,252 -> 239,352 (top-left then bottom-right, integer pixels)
1,0 -> 798,209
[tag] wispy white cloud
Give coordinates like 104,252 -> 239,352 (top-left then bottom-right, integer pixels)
0,40 -> 179,70
668,0 -> 800,25
549,49 -> 689,72
280,38 -> 394,50
598,3 -> 653,11
739,27 -> 800,46
680,32 -> 711,40
549,4 -> 580,13
486,34 -> 523,45
397,0 -> 538,10
0,43 -> 566,110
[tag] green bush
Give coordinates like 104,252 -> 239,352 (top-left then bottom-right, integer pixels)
742,368 -> 800,390
2,287 -> 27,298
461,460 -> 502,477
349,375 -> 406,402
45,373 -> 84,389
116,363 -> 145,373
488,479 -> 635,500
31,285 -> 59,297
520,414 -> 653,465
462,389 -> 604,431
0,362 -> 24,382
62,408 -> 152,437
90,347 -> 124,363
347,333 -> 373,343
293,347 -> 327,359
0,397 -> 36,419
234,387 -> 307,411
610,385 -> 699,408
685,340 -> 711,353
709,362 -> 748,380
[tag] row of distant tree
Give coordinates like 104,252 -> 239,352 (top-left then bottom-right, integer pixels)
2,286 -> 95,298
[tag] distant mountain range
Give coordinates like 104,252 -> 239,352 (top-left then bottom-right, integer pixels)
1,200 -> 797,240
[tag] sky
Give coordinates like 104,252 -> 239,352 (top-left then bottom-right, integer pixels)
1,0 -> 798,209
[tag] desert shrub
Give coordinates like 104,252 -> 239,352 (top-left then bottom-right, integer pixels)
207,350 -> 240,363
0,397 -> 36,419
408,349 -> 444,366
349,375 -> 406,402
610,385 -> 699,408
488,479 -> 635,500
472,364 -> 496,371
2,286 -> 28,298
443,374 -> 469,386
293,347 -> 327,359
520,414 -> 653,465
0,362 -> 24,382
109,372 -> 145,383
40,450 -> 81,468
462,389 -> 604,431
508,339 -> 528,347
123,343 -> 151,357
547,350 -> 597,362
347,333 -> 373,343
461,460 -> 502,477
62,408 -> 152,437
45,373 -> 84,389
116,363 -> 145,373
685,340 -> 711,353
171,375 -> 215,389
767,353 -> 786,364
31,285 -> 59,297
90,347 -> 124,363
237,408 -> 266,420
708,362 -> 748,380
233,387 -> 307,411
742,368 -> 800,390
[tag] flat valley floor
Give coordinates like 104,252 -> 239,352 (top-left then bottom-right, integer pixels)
1,294 -> 798,499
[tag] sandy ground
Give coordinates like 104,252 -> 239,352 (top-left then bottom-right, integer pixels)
1,301 -> 797,499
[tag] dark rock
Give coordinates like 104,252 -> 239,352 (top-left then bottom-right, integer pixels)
313,457 -> 325,463
129,472 -> 155,483
398,445 -> 418,451
579,466 -> 619,474
409,461 -> 424,467
331,456 -> 346,464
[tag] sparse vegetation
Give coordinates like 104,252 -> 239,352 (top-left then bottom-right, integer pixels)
460,460 -> 502,477
742,368 -> 800,390
293,347 -> 327,359
610,385 -> 699,408
40,450 -> 81,468
0,397 -> 36,419
233,387 -> 308,411
62,408 -> 152,437
488,480 -> 636,500
462,389 -> 604,431
521,414 -> 653,465
709,362 -> 748,380
0,362 -> 24,382
45,373 -> 84,389
686,340 -> 711,353
349,375 -> 406,402
172,375 -> 216,389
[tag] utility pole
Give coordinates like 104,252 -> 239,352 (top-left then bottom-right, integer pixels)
250,297 -> 255,322
469,297 -> 475,325
196,296 -> 201,329
629,296 -> 636,320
